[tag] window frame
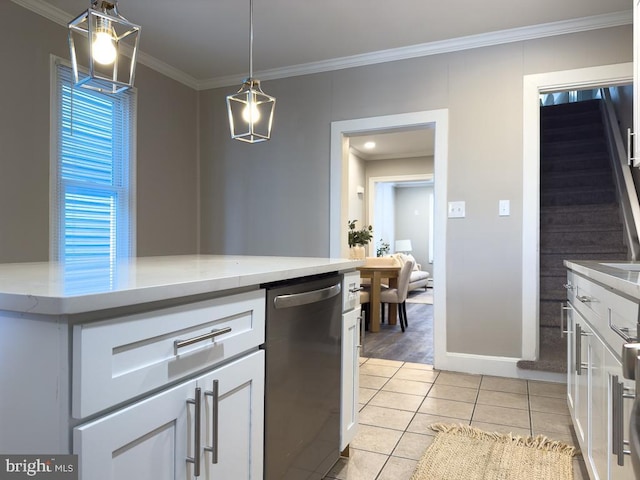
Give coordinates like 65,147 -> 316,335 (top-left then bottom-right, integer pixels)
49,56 -> 137,263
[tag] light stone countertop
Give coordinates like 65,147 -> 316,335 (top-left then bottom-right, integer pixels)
0,255 -> 362,315
564,260 -> 640,301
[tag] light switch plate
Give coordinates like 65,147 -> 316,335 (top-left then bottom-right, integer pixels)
448,201 -> 465,218
499,200 -> 510,216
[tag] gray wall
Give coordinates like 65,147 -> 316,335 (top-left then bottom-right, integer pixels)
0,2 -> 198,263
199,26 -> 632,358
395,186 -> 432,276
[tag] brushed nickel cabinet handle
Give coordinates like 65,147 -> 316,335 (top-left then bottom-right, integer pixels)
560,303 -> 571,338
174,327 -> 232,354
187,387 -> 202,476
612,376 -> 633,466
575,324 -> 582,375
205,380 -> 220,464
577,295 -> 591,303
628,128 -> 635,166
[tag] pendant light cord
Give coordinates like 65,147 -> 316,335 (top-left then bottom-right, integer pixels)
249,0 -> 253,79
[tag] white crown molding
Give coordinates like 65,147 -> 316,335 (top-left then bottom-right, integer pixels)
200,10 -> 632,90
12,0 -> 632,92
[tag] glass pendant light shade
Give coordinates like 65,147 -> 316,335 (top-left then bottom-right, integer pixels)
227,78 -> 276,143
68,1 -> 141,94
227,0 -> 275,143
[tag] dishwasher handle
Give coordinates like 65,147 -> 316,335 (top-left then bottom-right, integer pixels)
274,283 -> 341,309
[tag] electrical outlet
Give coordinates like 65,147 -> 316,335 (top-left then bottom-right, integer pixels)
448,201 -> 465,218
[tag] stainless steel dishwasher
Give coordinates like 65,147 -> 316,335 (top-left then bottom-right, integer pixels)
263,273 -> 343,480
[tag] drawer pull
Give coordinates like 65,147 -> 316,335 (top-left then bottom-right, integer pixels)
175,327 -> 233,353
612,376 -> 633,466
205,380 -> 219,464
577,295 -> 591,303
611,323 -> 637,343
187,387 -> 202,476
560,303 -> 571,338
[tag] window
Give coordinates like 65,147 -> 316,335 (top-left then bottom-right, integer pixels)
51,60 -> 135,274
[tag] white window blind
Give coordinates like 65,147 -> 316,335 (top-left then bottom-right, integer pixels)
52,61 -> 135,273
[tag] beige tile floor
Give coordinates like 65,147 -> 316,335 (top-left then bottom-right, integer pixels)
324,357 -> 588,480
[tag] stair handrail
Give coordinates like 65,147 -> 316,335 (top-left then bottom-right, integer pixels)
600,88 -> 640,261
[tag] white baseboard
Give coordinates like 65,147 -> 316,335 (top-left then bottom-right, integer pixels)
435,352 -> 566,384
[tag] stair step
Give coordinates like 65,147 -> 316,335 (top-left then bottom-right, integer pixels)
540,300 -> 564,328
541,223 -> 623,234
540,251 -> 628,272
541,244 -> 628,255
541,153 -> 610,173
540,185 -> 616,207
540,204 -> 621,226
541,123 -> 604,143
541,229 -> 625,249
540,276 -> 567,303
541,99 -> 601,117
540,168 -> 613,190
517,326 -> 567,374
542,138 -> 607,156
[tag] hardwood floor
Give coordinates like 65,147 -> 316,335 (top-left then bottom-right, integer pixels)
362,299 -> 433,365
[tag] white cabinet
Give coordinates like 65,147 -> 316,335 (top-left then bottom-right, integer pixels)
74,350 -> 264,480
566,306 -> 589,449
341,308 -> 360,451
340,272 -> 361,452
566,270 -> 638,480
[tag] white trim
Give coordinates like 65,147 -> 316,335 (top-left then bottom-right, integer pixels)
367,173 -> 434,239
439,352 -> 566,383
330,110 -> 448,370
521,63 -> 633,363
198,10 -> 632,89
49,54 -> 60,262
12,0 -> 632,91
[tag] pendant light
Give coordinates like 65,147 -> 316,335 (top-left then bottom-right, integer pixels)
68,1 -> 141,94
226,0 -> 276,143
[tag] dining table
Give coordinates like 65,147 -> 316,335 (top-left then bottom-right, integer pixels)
357,263 -> 401,332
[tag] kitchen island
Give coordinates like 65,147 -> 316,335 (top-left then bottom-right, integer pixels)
0,255 -> 361,480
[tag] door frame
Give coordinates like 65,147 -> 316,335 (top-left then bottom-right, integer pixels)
330,110 -> 448,367
521,62 -> 632,361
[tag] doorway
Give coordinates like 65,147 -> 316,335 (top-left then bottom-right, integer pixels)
521,62 -> 632,362
329,110 -> 449,367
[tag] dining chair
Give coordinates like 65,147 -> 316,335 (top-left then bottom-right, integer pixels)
379,258 -> 414,332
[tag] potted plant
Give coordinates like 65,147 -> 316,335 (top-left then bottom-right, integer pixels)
376,239 -> 390,257
347,220 -> 373,260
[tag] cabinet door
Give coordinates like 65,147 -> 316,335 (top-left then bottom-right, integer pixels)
74,379 -> 196,480
341,308 -> 361,451
566,304 -> 576,413
197,350 -> 264,480
574,319 -> 591,448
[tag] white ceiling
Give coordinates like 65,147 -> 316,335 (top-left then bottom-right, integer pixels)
18,0 -> 631,89
350,128 -> 435,161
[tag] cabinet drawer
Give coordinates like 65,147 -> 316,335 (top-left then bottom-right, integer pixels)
571,274 -> 605,324
73,289 -> 265,418
342,272 -> 360,312
568,272 -> 639,359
